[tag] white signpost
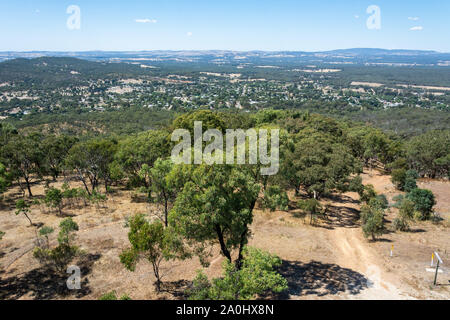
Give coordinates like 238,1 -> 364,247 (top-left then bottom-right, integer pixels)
432,252 -> 443,286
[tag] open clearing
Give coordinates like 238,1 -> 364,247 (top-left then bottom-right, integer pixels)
0,169 -> 449,300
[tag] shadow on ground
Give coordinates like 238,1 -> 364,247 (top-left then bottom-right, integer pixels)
158,279 -> 192,300
275,260 -> 369,298
0,253 -> 100,300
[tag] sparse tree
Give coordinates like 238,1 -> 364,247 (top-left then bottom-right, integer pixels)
44,187 -> 63,215
119,214 -> 185,292
15,199 -> 33,226
33,217 -> 80,273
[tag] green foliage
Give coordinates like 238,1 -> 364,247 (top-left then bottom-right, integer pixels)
188,247 -> 288,300
119,214 -> 186,292
404,170 -> 419,193
2,133 -> 46,196
38,225 -> 54,247
99,291 -> 132,300
391,168 -> 406,191
0,230 -> 4,240
345,126 -> 398,166
394,199 -> 415,231
41,134 -> 78,180
15,199 -> 33,226
386,157 -> 408,172
141,158 -> 176,226
361,204 -> 385,241
406,130 -> 450,179
33,218 -> 80,273
262,185 -> 289,211
406,188 -> 436,220
297,198 -> 323,225
169,164 -> 260,266
66,138 -> 118,194
282,129 -> 361,199
172,110 -> 227,134
0,162 -> 11,194
44,187 -> 63,215
39,226 -> 54,236
359,184 -> 377,204
115,130 -> 170,187
58,217 -> 79,245
89,190 -> 107,207
348,176 -> 364,195
368,194 -> 388,210
391,169 -> 418,192
99,291 -> 118,300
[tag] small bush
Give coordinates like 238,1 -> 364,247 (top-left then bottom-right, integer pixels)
33,218 -> 80,273
406,188 -> 436,220
99,291 -> 132,300
361,204 -> 385,241
44,187 -> 63,215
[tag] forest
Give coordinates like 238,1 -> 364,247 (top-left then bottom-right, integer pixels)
0,109 -> 448,299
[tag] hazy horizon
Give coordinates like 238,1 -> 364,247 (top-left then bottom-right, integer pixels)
0,47 -> 448,54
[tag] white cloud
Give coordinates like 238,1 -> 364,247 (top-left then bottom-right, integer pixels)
354,15 -> 359,19
410,26 -> 423,31
408,17 -> 419,21
135,19 -> 157,24
187,32 -> 193,37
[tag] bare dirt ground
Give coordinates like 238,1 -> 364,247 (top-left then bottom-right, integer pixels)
0,169 -> 449,300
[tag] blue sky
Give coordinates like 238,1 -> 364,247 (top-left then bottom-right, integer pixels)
0,0 -> 449,52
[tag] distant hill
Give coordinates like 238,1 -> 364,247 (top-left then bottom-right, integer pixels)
0,57 -> 150,89
0,48 -> 450,66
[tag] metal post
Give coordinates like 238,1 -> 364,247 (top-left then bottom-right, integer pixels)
433,260 -> 440,286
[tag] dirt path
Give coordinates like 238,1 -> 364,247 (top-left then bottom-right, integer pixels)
332,228 -> 410,299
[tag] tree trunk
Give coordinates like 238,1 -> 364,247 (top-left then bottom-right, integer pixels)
215,225 -> 232,262
152,261 -> 162,292
164,197 -> 168,227
235,198 -> 257,270
24,176 -> 33,197
24,213 -> 33,226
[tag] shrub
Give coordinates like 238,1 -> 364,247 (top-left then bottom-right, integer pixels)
359,184 -> 377,204
406,188 -> 436,220
99,291 -> 132,300
297,198 -> 322,225
393,198 -> 415,231
361,204 -> 385,241
391,169 -> 406,191
38,225 -> 54,248
369,194 -> 388,210
33,218 -> 80,273
403,170 -> 419,193
188,247 -> 288,300
393,218 -> 409,232
44,187 -> 63,215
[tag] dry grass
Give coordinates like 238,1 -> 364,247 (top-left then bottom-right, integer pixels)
0,170 -> 449,300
